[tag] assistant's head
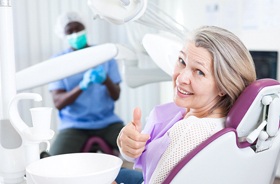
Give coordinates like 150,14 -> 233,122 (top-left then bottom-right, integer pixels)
173,26 -> 256,117
55,11 -> 88,50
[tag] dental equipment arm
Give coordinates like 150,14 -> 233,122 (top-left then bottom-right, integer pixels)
124,65 -> 171,88
88,0 -> 187,86
9,93 -> 42,134
142,33 -> 183,76
88,0 -> 188,38
88,0 -> 147,25
16,43 -> 135,91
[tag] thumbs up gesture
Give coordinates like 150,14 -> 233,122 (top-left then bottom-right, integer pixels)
118,107 -> 150,158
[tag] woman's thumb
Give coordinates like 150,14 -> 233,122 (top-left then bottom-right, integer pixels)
133,107 -> 142,132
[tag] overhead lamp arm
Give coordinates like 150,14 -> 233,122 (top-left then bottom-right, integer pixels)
16,43 -> 136,91
88,0 -> 188,38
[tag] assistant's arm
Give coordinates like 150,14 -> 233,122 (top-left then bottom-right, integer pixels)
51,87 -> 82,110
103,76 -> 120,101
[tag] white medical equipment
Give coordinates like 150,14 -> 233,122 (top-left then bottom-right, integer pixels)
0,1 -> 133,183
25,153 -> 122,184
142,33 -> 182,76
87,0 -> 187,38
87,0 -> 188,87
16,43 -> 136,91
162,78 -> 280,184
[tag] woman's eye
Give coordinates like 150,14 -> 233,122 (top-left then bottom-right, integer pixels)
197,70 -> 205,76
178,57 -> 186,66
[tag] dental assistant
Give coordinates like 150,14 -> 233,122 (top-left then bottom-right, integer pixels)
48,11 -> 124,155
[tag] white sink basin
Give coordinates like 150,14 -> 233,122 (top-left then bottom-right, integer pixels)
26,153 -> 122,184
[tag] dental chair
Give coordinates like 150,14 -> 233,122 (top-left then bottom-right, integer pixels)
81,136 -> 116,155
163,78 -> 280,184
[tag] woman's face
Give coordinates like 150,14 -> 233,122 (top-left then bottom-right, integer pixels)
172,42 -> 220,117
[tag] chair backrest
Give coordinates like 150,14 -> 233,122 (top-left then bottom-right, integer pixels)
163,78 -> 280,184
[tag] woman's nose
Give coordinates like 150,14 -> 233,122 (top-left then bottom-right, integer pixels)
178,68 -> 191,84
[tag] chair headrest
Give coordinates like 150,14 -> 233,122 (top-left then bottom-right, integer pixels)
225,78 -> 280,138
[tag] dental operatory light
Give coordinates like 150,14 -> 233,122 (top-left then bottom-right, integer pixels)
87,0 -> 188,38
88,0 -> 187,80
88,0 -> 147,25
142,33 -> 182,76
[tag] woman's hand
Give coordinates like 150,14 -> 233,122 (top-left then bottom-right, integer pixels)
118,107 -> 150,158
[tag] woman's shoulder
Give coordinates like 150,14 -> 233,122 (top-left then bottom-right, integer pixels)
146,102 -> 185,127
152,102 -> 185,115
185,115 -> 226,130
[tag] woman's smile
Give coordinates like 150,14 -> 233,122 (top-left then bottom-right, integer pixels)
177,86 -> 194,96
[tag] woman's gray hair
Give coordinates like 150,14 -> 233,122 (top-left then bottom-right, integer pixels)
189,26 -> 256,115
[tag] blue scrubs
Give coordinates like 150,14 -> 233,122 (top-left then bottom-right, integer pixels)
48,47 -> 123,130
48,47 -> 124,155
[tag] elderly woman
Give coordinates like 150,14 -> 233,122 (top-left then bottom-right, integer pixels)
117,26 -> 256,184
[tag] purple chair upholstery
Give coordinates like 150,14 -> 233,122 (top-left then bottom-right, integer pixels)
163,78 -> 280,184
81,136 -> 115,155
226,78 -> 280,133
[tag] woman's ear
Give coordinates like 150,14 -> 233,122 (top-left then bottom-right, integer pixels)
219,92 -> 225,97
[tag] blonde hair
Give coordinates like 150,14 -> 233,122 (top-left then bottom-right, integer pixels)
189,26 -> 256,115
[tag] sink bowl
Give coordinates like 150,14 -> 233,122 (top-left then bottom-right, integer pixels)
26,153 -> 123,184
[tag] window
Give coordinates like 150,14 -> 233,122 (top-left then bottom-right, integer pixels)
249,51 -> 278,80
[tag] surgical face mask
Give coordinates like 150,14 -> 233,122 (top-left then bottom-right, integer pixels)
66,30 -> 87,50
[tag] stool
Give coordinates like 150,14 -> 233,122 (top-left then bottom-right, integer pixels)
82,136 -> 115,155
